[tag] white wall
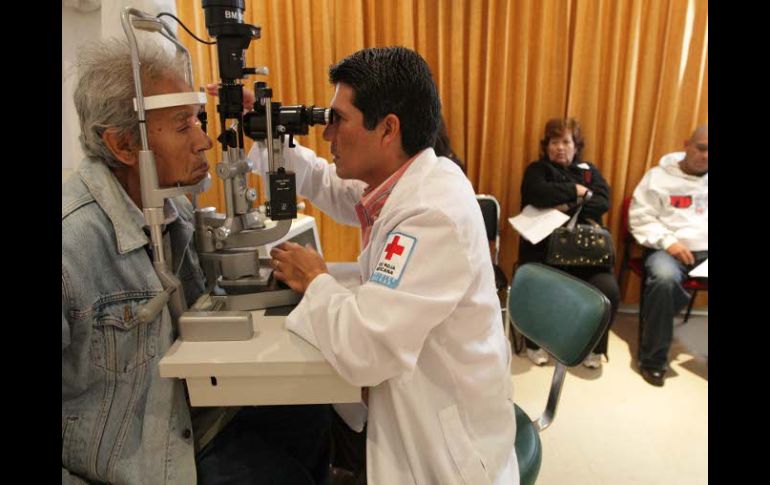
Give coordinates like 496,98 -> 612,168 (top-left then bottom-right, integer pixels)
62,0 -> 177,174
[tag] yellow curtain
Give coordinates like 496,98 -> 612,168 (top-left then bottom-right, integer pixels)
175,0 -> 708,302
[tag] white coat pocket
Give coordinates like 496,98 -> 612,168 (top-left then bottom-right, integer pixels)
439,405 -> 493,485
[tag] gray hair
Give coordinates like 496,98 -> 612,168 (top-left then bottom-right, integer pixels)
73,38 -> 186,168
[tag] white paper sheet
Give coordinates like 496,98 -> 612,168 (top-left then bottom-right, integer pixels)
508,205 -> 571,244
689,259 -> 708,278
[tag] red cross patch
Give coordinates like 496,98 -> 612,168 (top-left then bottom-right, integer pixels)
370,232 -> 417,289
384,236 -> 406,260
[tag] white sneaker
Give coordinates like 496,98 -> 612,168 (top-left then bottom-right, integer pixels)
582,352 -> 602,369
526,348 -> 549,366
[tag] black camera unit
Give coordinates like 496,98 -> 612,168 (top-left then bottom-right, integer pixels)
201,0 -> 331,147
201,0 -> 258,136
243,81 -> 332,145
199,0 -> 332,220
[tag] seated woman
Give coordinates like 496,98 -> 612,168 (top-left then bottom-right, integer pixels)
517,117 -> 620,369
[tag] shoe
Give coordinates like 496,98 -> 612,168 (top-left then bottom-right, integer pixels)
330,467 -> 357,485
526,348 -> 549,366
582,352 -> 602,369
640,367 -> 665,387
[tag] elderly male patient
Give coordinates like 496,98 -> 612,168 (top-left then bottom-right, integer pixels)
62,39 -> 330,484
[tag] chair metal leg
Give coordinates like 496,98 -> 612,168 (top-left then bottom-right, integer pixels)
637,275 -> 645,351
535,363 -> 567,432
505,290 -> 512,340
506,306 -> 525,355
683,289 -> 698,323
512,329 -> 524,354
505,304 -> 524,355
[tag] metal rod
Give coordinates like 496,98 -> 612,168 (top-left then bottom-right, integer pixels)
263,96 -> 276,173
121,8 -> 150,151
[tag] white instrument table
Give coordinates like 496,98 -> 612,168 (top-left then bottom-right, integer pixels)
159,262 -> 362,407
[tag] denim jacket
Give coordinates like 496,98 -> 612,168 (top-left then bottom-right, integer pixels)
62,158 -> 206,484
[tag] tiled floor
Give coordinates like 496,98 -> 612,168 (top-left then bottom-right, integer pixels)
510,310 -> 708,485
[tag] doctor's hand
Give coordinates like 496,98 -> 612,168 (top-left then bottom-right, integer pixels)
270,242 -> 329,294
666,241 -> 695,266
205,83 -> 256,113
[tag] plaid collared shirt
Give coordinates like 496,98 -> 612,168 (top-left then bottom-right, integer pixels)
354,156 -> 417,248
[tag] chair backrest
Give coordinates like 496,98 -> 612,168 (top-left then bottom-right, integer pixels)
621,196 -> 633,240
476,194 -> 501,264
620,195 -> 639,267
508,263 -> 611,366
618,195 -> 644,286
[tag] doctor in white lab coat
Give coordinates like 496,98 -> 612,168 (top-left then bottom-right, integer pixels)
256,46 -> 518,485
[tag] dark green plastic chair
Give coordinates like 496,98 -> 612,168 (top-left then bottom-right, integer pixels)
507,263 -> 612,485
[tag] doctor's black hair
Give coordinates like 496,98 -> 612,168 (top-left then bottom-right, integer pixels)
434,117 -> 465,173
329,46 -> 441,157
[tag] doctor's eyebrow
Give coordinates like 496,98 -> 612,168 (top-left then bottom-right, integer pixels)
331,106 -> 350,120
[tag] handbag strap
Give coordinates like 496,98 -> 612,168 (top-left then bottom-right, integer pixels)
565,189 -> 593,231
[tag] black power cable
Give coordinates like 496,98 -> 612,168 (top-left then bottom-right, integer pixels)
156,12 -> 216,45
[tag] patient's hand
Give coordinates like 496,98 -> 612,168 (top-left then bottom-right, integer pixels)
666,241 -> 695,266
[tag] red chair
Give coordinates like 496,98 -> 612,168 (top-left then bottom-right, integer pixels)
618,196 -> 645,292
618,196 -> 708,334
681,278 -> 708,323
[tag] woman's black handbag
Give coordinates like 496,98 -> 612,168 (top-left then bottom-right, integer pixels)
544,192 -> 615,269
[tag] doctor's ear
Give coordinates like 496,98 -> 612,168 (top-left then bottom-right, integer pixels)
379,114 -> 401,146
102,128 -> 139,166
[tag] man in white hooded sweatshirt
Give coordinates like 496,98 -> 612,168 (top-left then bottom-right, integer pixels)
255,46 -> 518,484
629,125 -> 708,387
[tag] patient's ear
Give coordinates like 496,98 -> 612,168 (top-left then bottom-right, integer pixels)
102,128 -> 138,166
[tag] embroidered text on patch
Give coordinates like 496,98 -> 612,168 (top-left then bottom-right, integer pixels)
370,232 -> 417,289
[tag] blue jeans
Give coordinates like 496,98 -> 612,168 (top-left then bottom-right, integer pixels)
639,249 -> 708,371
196,405 -> 332,485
